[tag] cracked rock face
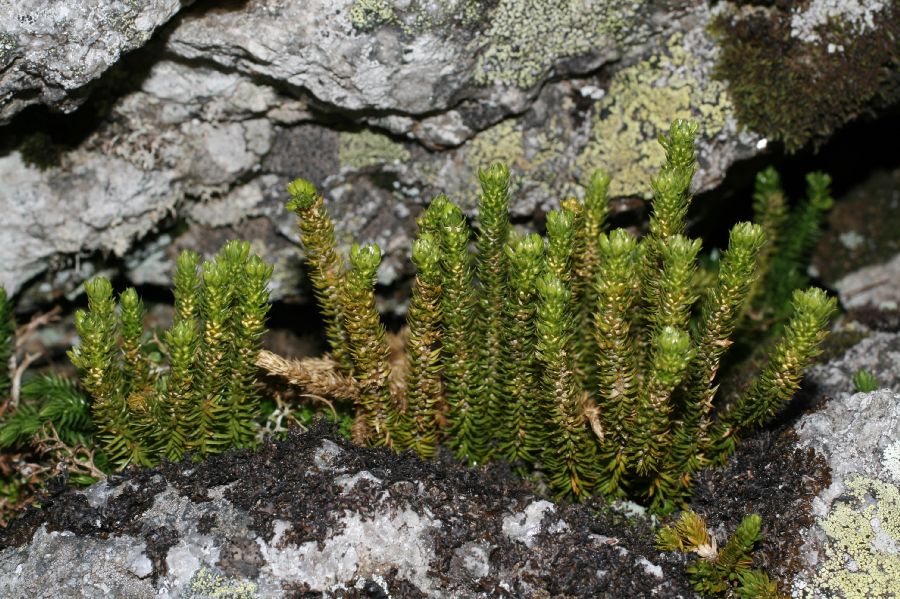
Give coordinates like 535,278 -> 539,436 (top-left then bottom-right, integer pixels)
0,426 -> 694,598
0,0 -> 187,123
0,0 -> 894,307
790,332 -> 900,598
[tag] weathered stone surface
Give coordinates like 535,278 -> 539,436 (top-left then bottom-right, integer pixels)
0,427 -> 694,598
1,0 -> 894,306
164,0 -> 634,137
790,333 -> 900,598
835,252 -> 900,312
0,0 -> 187,123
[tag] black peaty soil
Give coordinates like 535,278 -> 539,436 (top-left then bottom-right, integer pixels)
0,415 -> 835,597
689,424 -> 831,586
0,421 -> 697,598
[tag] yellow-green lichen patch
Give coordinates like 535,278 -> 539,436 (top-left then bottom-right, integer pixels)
339,130 -> 410,170
348,0 -> 397,31
813,476 -> 900,598
461,111 -> 577,210
464,120 -> 526,178
189,566 -> 258,599
347,0 -> 482,37
576,32 -> 733,199
473,0 -> 639,88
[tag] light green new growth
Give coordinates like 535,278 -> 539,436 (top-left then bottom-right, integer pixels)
852,369 -> 879,393
288,119 -> 834,510
70,242 -> 273,468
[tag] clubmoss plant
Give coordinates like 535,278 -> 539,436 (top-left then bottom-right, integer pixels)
287,119 -> 835,510
748,167 -> 834,323
852,369 -> 880,393
69,241 -> 273,468
657,509 -> 787,598
396,233 -> 444,459
0,296 -> 103,522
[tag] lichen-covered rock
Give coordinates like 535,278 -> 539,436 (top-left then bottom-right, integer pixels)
1,0 -> 894,306
0,426 -> 694,598
165,0 -> 632,132
0,0 -> 187,123
790,334 -> 900,597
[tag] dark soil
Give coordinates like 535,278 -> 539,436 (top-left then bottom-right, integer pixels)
0,422 -> 689,597
0,412 -> 836,598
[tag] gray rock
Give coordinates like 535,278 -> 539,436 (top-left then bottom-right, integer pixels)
806,331 -> 900,400
789,330 -> 900,597
0,0 -> 187,123
1,0 -> 894,307
835,252 -> 900,311
164,0 -> 633,133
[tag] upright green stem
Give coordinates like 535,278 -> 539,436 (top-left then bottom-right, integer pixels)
342,244 -> 395,447
287,179 -> 353,373
398,233 -> 444,459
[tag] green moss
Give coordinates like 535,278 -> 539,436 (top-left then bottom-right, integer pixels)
813,476 -> 900,598
338,130 -> 410,170
711,4 -> 900,151
576,33 -> 733,198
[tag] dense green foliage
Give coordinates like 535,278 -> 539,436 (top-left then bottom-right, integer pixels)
0,375 -> 93,451
288,119 -> 835,511
657,509 -> 787,598
852,369 -> 880,393
69,241 -> 273,469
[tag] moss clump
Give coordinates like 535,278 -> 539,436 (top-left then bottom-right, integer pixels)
711,3 -> 900,151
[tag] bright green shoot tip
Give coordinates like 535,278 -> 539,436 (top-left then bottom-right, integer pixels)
286,178 -> 319,211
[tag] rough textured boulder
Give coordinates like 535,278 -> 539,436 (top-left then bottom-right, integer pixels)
0,425 -> 694,598
0,0 -> 188,123
788,328 -> 900,597
4,0 -> 895,303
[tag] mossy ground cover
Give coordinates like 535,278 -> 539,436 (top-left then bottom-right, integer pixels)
712,2 -> 900,152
